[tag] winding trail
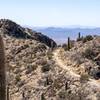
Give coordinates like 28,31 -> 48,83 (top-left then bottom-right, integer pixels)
53,49 -> 80,78
53,48 -> 100,88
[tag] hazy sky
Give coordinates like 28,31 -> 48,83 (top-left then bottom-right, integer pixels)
0,0 -> 100,27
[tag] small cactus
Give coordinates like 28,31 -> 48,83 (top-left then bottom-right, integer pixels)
78,32 -> 81,39
67,37 -> 71,51
0,35 -> 6,100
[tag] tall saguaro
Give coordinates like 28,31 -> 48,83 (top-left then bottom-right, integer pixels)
67,37 -> 71,51
0,35 -> 6,100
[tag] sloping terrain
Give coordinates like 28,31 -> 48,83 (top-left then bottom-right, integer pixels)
53,49 -> 80,78
0,19 -> 100,100
53,44 -> 100,100
0,19 -> 58,100
52,37 -> 100,100
0,19 -> 56,48
59,36 -> 100,79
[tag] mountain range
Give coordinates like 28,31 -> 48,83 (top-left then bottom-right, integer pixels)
34,27 -> 100,44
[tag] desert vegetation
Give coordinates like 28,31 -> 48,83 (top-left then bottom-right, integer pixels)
0,19 -> 100,100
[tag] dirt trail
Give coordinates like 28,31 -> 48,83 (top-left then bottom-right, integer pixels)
53,49 -> 80,78
53,49 -> 100,88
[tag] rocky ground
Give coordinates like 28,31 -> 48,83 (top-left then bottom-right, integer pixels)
0,19 -> 100,100
54,36 -> 100,100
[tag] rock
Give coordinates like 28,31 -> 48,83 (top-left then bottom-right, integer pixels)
0,19 -> 57,48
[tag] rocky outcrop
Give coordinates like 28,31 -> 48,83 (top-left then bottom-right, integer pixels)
0,19 -> 56,48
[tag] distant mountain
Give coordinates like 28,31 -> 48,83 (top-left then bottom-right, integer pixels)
34,27 -> 100,44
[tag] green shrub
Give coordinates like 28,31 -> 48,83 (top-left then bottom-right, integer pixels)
25,64 -> 37,74
77,36 -> 84,41
77,32 -> 84,41
17,80 -> 25,87
47,52 -> 53,59
41,64 -> 50,72
58,91 -> 67,99
36,59 -> 47,65
82,35 -> 93,43
82,48 -> 96,60
62,41 -> 74,51
15,75 -> 21,84
80,73 -> 89,83
62,44 -> 67,51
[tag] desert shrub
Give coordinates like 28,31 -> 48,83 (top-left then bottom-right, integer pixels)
82,48 -> 96,60
58,91 -> 67,99
95,71 -> 100,79
36,59 -> 47,65
34,44 -> 47,53
70,52 -> 84,65
82,35 -> 93,43
94,55 -> 100,66
47,52 -> 53,59
53,75 -> 65,90
80,73 -> 89,83
14,68 -> 21,74
62,40 -> 74,51
41,93 -> 46,100
41,64 -> 51,72
25,64 -> 37,74
44,77 -> 53,86
62,44 -> 67,50
17,80 -> 25,87
96,92 -> 100,99
15,74 -> 21,84
96,61 -> 100,66
91,70 -> 100,80
77,37 -> 83,41
58,90 -> 80,100
58,45 -> 61,47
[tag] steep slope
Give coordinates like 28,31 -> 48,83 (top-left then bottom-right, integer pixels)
0,19 -> 56,48
0,19 -> 58,100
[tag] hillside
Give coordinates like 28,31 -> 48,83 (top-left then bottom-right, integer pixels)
0,19 -> 57,100
0,19 -> 100,100
59,36 -> 100,79
52,36 -> 100,100
0,19 -> 56,48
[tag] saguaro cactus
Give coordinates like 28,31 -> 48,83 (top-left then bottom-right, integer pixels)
77,32 -> 82,41
0,35 -> 6,100
67,37 -> 71,51
78,32 -> 81,40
